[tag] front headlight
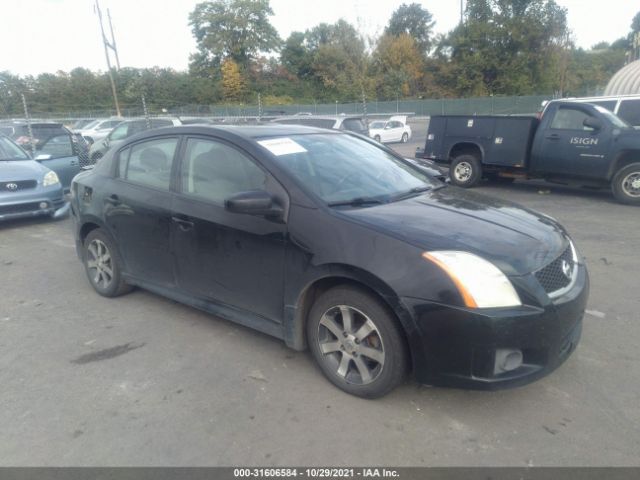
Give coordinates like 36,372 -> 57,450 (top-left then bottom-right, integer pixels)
422,251 -> 521,308
43,170 -> 60,187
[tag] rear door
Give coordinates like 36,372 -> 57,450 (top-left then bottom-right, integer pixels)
533,105 -> 611,178
105,135 -> 180,286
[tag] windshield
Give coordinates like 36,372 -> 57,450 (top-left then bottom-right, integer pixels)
0,136 -> 30,161
369,121 -> 385,129
594,106 -> 631,129
262,133 -> 438,206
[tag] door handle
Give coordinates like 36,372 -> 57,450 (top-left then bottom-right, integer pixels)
70,160 -> 79,166
545,134 -> 560,140
105,194 -> 120,206
172,216 -> 194,231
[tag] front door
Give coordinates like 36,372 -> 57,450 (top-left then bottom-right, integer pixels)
37,133 -> 80,190
534,105 -> 611,178
104,135 -> 180,287
171,136 -> 287,323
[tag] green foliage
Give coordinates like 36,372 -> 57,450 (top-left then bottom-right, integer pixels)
189,0 -> 281,71
385,3 -> 435,55
437,0 -> 571,96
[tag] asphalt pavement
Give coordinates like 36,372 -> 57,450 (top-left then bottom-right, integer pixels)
1,122 -> 639,466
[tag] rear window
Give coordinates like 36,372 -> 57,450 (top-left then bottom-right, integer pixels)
341,118 -> 367,133
617,99 -> 640,127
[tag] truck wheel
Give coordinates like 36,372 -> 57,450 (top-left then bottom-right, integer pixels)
450,154 -> 482,188
612,163 -> 640,205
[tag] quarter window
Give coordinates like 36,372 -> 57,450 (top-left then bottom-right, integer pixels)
180,138 -> 267,204
121,137 -> 178,190
617,99 -> 640,127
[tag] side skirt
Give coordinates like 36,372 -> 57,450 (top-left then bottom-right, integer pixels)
122,275 -> 285,340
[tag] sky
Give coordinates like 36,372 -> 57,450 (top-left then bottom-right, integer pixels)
1,0 -> 638,76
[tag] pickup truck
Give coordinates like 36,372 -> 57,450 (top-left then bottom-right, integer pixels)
415,100 -> 640,205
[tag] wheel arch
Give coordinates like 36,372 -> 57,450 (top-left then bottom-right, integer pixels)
284,265 -> 420,372
608,150 -> 640,180
447,142 -> 484,163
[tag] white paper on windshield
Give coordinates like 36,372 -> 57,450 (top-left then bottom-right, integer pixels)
258,138 -> 307,156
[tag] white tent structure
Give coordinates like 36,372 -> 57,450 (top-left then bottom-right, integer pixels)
604,59 -> 640,95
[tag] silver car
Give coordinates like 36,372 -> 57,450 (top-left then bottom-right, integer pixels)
0,135 -> 69,221
76,118 -> 123,144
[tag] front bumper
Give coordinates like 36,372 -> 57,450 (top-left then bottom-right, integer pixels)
0,187 -> 69,222
402,264 -> 589,389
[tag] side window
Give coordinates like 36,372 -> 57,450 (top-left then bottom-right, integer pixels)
617,99 -> 640,128
180,138 -> 267,205
122,137 -> 178,190
38,134 -> 73,158
550,107 -> 594,131
109,123 -> 129,141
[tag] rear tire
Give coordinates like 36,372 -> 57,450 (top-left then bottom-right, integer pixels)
612,163 -> 640,205
83,228 -> 132,297
374,135 -> 381,143
307,285 -> 408,398
449,154 -> 482,188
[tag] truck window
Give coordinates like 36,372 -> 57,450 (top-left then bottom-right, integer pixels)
550,107 -> 595,131
616,99 -> 640,127
589,100 -> 617,112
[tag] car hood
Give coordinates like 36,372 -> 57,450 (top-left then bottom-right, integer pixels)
338,187 -> 568,276
0,160 -> 49,181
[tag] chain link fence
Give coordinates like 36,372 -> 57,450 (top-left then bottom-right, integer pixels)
1,94 -> 553,124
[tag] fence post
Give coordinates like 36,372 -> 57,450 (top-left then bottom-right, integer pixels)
141,95 -> 150,129
20,93 -> 35,157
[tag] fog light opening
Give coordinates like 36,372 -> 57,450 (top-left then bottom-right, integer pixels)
494,349 -> 523,375
39,202 -> 49,209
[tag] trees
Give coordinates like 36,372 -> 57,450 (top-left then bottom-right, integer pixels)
436,0 -> 570,96
372,34 -> 424,98
221,58 -> 247,102
188,0 -> 281,72
385,3 -> 435,56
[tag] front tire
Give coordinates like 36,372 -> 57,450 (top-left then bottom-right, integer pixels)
612,163 -> 640,205
307,285 -> 408,398
449,154 -> 482,188
83,229 -> 132,297
401,133 -> 409,143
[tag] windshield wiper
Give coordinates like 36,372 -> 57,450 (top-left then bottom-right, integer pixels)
327,197 -> 386,208
390,185 -> 434,201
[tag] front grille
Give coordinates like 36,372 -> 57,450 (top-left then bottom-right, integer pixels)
534,244 -> 575,295
0,202 -> 46,215
0,180 -> 37,191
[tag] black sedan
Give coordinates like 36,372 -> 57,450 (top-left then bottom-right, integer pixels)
70,125 -> 588,398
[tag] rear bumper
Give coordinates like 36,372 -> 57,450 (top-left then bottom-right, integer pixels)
402,264 -> 589,390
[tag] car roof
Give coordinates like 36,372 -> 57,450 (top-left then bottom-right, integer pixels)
125,124 -> 340,143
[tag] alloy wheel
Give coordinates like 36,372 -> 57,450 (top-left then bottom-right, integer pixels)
86,239 -> 113,289
454,161 -> 473,182
317,305 -> 385,385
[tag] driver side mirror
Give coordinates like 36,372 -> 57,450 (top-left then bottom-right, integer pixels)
225,190 -> 284,220
583,116 -> 602,131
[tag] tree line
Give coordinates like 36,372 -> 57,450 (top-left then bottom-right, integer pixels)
1,0 -> 638,116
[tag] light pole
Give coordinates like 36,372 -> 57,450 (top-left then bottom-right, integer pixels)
335,100 -> 338,115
